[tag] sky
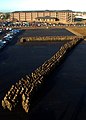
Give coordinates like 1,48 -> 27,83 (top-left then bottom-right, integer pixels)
0,0 -> 86,12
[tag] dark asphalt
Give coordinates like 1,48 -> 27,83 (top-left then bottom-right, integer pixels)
28,41 -> 86,120
0,29 -> 85,120
0,41 -> 65,120
21,28 -> 75,37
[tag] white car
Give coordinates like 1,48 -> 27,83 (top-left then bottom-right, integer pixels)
4,35 -> 13,39
4,36 -> 13,42
0,41 -> 5,49
0,30 -> 2,33
0,40 -> 7,45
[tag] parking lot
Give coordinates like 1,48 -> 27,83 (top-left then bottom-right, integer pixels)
21,28 -> 75,37
0,28 -> 22,50
0,28 -> 83,119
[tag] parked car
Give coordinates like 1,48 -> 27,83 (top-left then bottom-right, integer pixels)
0,29 -> 2,34
4,37 -> 12,42
9,32 -> 15,36
0,40 -> 5,49
4,34 -> 14,39
0,40 -> 7,45
11,29 -> 21,34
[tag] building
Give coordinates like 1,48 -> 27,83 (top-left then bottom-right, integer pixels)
35,16 -> 58,22
10,10 -> 74,24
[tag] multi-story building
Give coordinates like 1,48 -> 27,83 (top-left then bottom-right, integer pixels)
10,10 -> 74,24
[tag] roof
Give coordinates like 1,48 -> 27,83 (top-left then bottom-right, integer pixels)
12,10 -> 73,13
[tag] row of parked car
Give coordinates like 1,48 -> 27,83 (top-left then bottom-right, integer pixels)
0,28 -> 3,34
0,29 -> 21,49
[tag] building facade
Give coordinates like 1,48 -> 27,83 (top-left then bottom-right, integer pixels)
10,10 -> 74,24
